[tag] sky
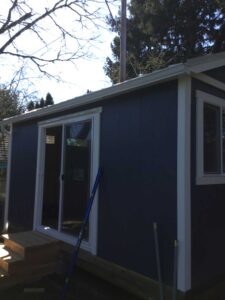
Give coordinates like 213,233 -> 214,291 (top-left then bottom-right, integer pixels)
30,30 -> 115,103
0,1 -> 119,104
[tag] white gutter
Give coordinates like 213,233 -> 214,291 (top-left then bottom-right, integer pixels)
0,63 -> 190,125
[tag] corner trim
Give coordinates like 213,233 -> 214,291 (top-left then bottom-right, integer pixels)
3,125 -> 13,231
177,75 -> 192,291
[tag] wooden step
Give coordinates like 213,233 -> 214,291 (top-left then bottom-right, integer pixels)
0,231 -> 62,290
0,247 -> 23,274
0,261 -> 59,290
2,231 -> 61,261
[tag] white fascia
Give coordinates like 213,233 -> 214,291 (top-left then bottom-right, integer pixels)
177,75 -> 192,292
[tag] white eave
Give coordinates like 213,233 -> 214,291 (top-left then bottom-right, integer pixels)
1,51 -> 225,126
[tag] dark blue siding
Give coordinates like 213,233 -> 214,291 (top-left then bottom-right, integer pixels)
9,122 -> 38,229
191,79 -> 225,287
98,82 -> 178,284
8,81 -> 178,284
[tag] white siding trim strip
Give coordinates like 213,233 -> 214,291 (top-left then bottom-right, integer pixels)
192,73 -> 225,92
3,125 -> 13,231
186,52 -> 225,73
177,76 -> 192,292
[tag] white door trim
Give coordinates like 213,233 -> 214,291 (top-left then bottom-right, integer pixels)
33,108 -> 101,255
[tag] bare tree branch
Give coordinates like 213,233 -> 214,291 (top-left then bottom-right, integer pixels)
0,12 -> 32,35
0,0 -> 18,33
0,0 -> 117,101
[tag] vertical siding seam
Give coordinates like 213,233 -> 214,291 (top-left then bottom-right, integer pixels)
177,75 -> 192,292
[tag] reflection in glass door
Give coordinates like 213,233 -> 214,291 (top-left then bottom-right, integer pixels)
41,120 -> 92,240
62,121 -> 91,239
42,126 -> 62,230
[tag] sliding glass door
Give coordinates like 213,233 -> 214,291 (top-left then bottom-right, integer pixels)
40,119 -> 92,241
35,109 -> 100,253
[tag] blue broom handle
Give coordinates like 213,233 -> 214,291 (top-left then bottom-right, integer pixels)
61,167 -> 102,299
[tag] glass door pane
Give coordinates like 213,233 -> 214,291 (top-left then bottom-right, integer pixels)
61,121 -> 91,239
42,126 -> 62,229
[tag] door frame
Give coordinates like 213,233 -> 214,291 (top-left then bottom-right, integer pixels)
33,107 -> 101,255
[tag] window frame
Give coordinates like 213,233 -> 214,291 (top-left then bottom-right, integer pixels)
196,90 -> 225,185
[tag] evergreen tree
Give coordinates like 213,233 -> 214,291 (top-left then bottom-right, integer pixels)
27,93 -> 54,112
105,0 -> 225,83
27,100 -> 35,111
39,98 -> 45,108
45,93 -> 54,106
35,101 -> 40,109
0,87 -> 23,120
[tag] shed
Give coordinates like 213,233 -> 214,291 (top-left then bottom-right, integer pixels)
2,51 -> 225,298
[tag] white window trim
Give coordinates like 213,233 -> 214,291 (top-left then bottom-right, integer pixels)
196,90 -> 225,185
33,108 -> 101,255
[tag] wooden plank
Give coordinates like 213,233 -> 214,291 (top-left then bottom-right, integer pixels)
62,244 -> 184,300
62,244 -> 160,300
0,248 -> 23,274
0,261 -> 59,290
2,231 -> 61,258
2,231 -> 59,248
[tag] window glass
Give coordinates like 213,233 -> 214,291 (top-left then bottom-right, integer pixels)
62,121 -> 91,239
203,103 -> 221,174
42,126 -> 62,230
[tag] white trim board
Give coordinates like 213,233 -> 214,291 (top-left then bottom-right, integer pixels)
3,125 -> 13,232
192,73 -> 225,92
177,75 -> 192,292
38,107 -> 102,127
186,51 -> 225,73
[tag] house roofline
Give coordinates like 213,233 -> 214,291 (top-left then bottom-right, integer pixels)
2,51 -> 225,125
0,63 -> 190,125
185,51 -> 225,73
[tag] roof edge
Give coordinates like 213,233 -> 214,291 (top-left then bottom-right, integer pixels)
0,63 -> 189,126
186,51 -> 225,73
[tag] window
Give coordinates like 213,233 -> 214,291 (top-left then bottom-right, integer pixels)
196,90 -> 225,184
